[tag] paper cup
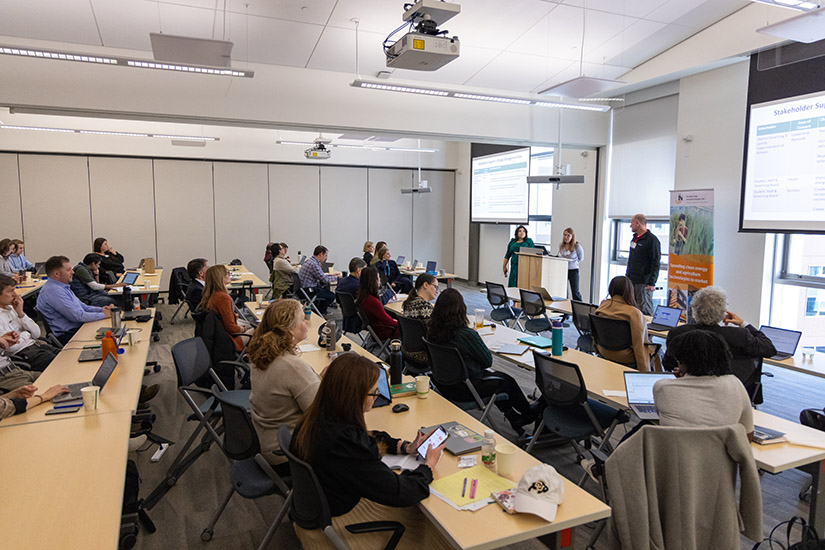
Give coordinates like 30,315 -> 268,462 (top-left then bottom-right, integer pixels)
81,385 -> 100,410
256,294 -> 264,305
496,443 -> 518,477
415,375 -> 430,399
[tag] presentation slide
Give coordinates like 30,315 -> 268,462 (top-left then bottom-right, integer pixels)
471,148 -> 530,223
742,90 -> 825,232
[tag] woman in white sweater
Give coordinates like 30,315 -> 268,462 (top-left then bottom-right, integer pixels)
557,227 -> 584,301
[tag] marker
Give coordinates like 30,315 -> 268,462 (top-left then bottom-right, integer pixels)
470,478 -> 477,499
462,477 -> 467,498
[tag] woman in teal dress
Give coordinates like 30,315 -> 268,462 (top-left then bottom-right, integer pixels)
502,225 -> 534,287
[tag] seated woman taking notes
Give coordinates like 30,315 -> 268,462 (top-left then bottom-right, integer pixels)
199,264 -> 253,352
356,267 -> 399,341
289,353 -> 449,550
248,299 -> 320,476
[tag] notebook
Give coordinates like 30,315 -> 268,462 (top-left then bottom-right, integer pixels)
759,325 -> 802,360
498,344 -> 529,356
623,371 -> 675,420
79,331 -> 125,362
121,272 -> 140,285
753,425 -> 787,445
96,327 -> 126,339
53,352 -> 118,403
647,305 -> 682,331
421,421 -> 483,455
517,335 -> 554,348
34,262 -> 46,275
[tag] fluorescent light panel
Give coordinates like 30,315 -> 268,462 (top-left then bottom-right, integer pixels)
0,124 -> 219,141
750,0 -> 820,11
0,44 -> 253,77
275,140 -> 438,153
350,79 -> 610,112
757,5 -> 825,42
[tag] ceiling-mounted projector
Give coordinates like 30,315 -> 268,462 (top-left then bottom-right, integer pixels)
305,137 -> 332,160
385,0 -> 460,71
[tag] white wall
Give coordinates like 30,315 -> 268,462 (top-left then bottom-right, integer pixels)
674,61 -> 769,324
0,153 -> 23,240
453,142 -> 471,279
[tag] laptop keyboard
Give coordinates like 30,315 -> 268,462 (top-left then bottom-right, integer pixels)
635,405 -> 657,414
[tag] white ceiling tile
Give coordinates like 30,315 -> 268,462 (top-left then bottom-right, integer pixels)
225,0 -> 338,26
584,18 -> 666,65
464,51 -> 570,93
644,0 -> 710,25
450,0 -> 556,50
663,0 -> 749,29
93,0 -> 163,51
393,44 -> 502,86
153,3 -> 220,39
601,23 -> 697,67
305,26 -> 386,75
584,0 -> 670,19
229,14 -> 323,67
326,0 -> 410,34
0,0 -> 101,46
532,60 -> 627,93
507,4 -> 584,61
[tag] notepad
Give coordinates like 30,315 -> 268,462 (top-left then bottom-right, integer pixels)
517,335 -> 554,348
298,344 -> 320,353
429,464 -> 515,509
498,344 -> 529,356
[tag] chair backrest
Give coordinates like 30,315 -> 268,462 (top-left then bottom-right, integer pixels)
422,337 -> 469,387
171,337 -> 213,387
212,389 -> 260,460
277,425 -> 333,531
336,291 -> 358,318
533,350 -> 588,407
570,300 -> 597,335
519,289 -> 546,317
230,258 -> 243,265
589,314 -> 634,352
729,356 -> 762,403
397,314 -> 428,355
171,267 -> 191,298
485,281 -> 508,308
290,272 -> 302,295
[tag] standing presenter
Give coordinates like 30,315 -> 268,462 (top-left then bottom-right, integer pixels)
502,225 -> 534,288
558,227 -> 584,301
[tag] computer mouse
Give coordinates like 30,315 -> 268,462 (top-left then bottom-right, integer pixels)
392,403 -> 409,413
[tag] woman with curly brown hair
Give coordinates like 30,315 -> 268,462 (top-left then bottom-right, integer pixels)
248,299 -> 320,474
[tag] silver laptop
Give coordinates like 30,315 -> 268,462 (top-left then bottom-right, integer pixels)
759,325 -> 803,360
532,286 -> 564,302
53,352 -> 118,403
647,305 -> 682,332
395,256 -> 405,266
623,372 -> 675,421
411,259 -> 418,270
79,331 -> 125,362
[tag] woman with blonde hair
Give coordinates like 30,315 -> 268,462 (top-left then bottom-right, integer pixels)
362,241 -> 374,265
248,299 -> 320,474
558,227 -> 584,301
199,264 -> 252,352
371,242 -> 387,265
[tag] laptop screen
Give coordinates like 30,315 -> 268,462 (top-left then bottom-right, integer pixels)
651,305 -> 681,327
426,261 -> 437,272
759,325 -> 802,355
92,352 -> 119,389
377,368 -> 391,401
122,272 -> 139,285
623,372 -> 675,405
396,256 -> 405,265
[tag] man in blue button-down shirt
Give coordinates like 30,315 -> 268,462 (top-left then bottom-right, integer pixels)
36,255 -> 113,345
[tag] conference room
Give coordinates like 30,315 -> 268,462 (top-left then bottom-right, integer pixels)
2,0 -> 825,549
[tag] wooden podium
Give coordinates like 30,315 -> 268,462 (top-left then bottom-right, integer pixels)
516,252 -> 568,297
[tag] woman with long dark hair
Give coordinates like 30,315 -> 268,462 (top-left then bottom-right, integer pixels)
428,288 -> 538,434
502,225 -> 534,287
200,264 -> 253,352
356,267 -> 399,340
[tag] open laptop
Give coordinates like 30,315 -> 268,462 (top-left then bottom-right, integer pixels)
372,363 -> 393,408
623,371 -> 675,420
96,326 -> 127,339
411,260 -> 418,270
34,261 -> 46,275
79,331 -> 125,362
647,305 -> 682,332
759,325 -> 803,360
425,261 -> 438,276
532,286 -> 564,302
121,272 -> 140,285
395,255 -> 405,266
321,262 -> 334,273
298,255 -> 307,266
53,352 -> 118,403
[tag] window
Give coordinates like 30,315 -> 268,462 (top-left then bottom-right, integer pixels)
606,218 -> 670,304
510,147 -> 554,245
772,235 -> 825,350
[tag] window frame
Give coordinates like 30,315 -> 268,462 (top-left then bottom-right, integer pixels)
777,234 -> 825,291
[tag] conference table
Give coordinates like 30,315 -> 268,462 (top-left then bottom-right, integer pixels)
400,267 -> 459,288
109,267 -> 164,296
227,264 -> 269,290
250,303 -> 611,549
14,275 -> 47,298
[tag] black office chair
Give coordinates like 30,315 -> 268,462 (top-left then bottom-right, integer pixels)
194,309 -> 252,389
729,356 -> 765,405
141,337 -> 250,511
33,307 -> 64,349
485,281 -> 522,330
169,267 -> 192,325
335,291 -> 363,342
422,337 -> 508,427
230,280 -> 254,308
277,426 -> 406,550
518,289 -> 553,334
589,314 -> 660,370
570,300 -> 597,353
356,304 -> 392,359
527,351 -> 628,465
396,314 -> 430,376
290,272 -> 323,317
200,389 -> 292,547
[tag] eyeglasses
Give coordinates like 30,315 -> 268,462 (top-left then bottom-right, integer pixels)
367,392 -> 382,399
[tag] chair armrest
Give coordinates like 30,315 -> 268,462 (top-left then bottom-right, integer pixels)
345,521 -> 405,550
219,360 -> 250,378
646,342 -> 662,355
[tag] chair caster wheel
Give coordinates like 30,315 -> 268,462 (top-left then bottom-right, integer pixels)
152,335 -> 160,342
153,364 -> 161,373
201,529 -> 213,542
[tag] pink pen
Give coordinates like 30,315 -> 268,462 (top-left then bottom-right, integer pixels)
470,478 -> 477,499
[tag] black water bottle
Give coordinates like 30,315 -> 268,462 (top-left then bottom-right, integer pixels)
123,286 -> 133,312
389,340 -> 403,385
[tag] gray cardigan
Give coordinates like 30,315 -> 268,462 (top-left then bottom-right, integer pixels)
605,424 -> 762,549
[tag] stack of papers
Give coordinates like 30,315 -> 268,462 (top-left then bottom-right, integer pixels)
298,344 -> 320,353
381,454 -> 420,471
429,464 -> 515,511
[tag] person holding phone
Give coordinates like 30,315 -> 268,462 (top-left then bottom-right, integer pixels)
290,353 -> 449,549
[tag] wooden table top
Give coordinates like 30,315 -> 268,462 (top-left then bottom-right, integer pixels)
400,268 -> 459,280
227,264 -> 269,289
109,268 -> 164,295
14,275 -> 47,297
0,410 -> 133,549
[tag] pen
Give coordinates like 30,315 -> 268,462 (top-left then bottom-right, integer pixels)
470,478 -> 477,499
462,477 -> 467,498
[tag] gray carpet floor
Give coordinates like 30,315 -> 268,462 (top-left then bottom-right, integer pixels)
132,281 -> 821,549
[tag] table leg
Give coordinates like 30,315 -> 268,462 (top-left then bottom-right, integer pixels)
446,277 -> 453,288
537,527 -> 574,549
807,460 -> 825,533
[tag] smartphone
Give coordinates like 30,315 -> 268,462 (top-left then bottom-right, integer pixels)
45,406 -> 81,415
416,426 -> 449,460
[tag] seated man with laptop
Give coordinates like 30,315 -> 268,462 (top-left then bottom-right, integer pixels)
36,256 -> 113,345
71,254 -> 125,307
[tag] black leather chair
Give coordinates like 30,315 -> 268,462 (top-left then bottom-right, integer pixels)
396,314 -> 430,376
356,304 -> 392,359
518,289 -> 553,334
485,281 -> 522,330
570,300 -> 597,352
335,291 -> 363,341
589,314 -> 660,370
169,267 -> 192,325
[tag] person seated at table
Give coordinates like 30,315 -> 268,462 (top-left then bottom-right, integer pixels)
356,267 -> 399,341
0,238 -> 18,278
427,288 -> 539,434
270,243 -> 298,300
594,275 -> 661,372
0,331 -> 39,391
263,242 -> 277,272
200,264 -> 254,353
9,239 -> 34,272
93,237 -> 125,283
337,257 -> 366,297
279,242 -> 292,264
375,247 -> 413,294
662,286 -> 775,381
0,275 -> 59,372
370,241 -> 387,266
362,241 -> 374,266
654,329 -> 754,442
289,353 -> 449,550
298,245 -> 339,316
248,299 -> 320,475
402,273 -> 438,320
36,256 -> 113,345
185,258 -> 209,309
71,254 -> 123,307
0,382 -> 69,419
